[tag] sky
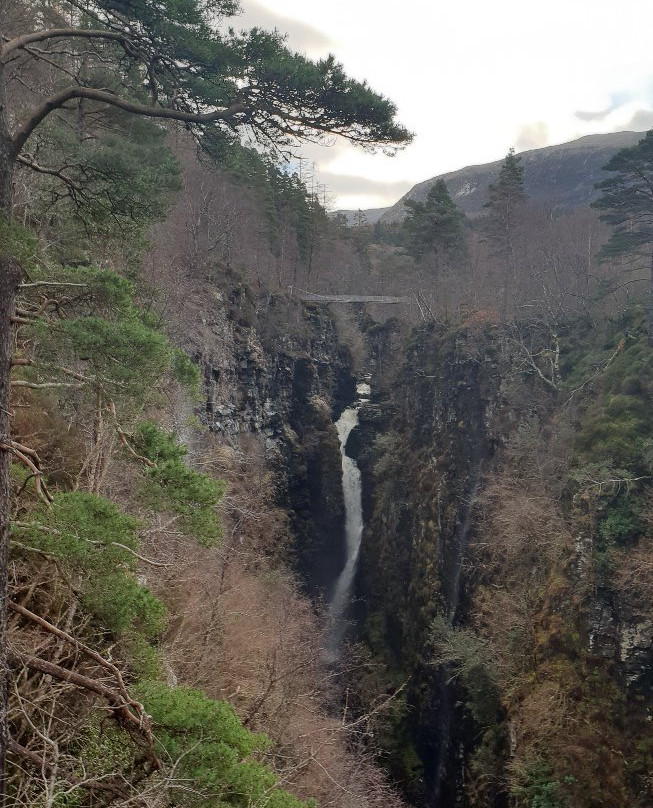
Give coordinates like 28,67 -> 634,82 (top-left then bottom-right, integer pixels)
236,0 -> 653,211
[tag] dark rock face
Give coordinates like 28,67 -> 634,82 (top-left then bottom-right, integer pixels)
187,291 -> 356,598
379,131 -> 645,222
588,587 -> 653,693
354,319 -> 653,808
356,323 -> 508,806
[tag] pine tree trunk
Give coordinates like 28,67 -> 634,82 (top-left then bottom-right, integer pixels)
0,258 -> 19,807
0,54 -> 18,806
649,249 -> 653,347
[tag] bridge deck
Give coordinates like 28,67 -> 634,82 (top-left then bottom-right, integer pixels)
295,290 -> 412,304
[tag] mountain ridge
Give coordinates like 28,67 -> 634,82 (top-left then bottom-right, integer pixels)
336,129 -> 645,225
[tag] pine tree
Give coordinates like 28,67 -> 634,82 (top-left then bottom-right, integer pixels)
484,147 -> 526,253
592,130 -> 653,344
483,148 -> 526,313
403,179 -> 465,262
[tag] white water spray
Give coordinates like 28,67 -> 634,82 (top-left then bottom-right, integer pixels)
326,381 -> 370,657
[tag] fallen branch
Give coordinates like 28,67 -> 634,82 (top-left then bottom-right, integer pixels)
13,651 -> 160,766
7,739 -> 133,799
88,540 -> 172,567
10,380 -> 84,389
19,281 -> 89,289
0,438 -> 53,503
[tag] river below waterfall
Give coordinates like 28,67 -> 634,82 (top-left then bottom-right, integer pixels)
326,381 -> 370,658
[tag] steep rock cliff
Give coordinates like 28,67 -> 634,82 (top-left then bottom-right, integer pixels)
354,315 -> 653,808
180,280 -> 356,596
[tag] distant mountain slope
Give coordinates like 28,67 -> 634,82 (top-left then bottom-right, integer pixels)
336,131 -> 645,226
380,131 -> 644,223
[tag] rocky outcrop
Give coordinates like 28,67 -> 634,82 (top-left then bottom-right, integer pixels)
355,322 -> 510,805
182,283 -> 356,597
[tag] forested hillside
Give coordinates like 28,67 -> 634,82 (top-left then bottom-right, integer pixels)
0,2 -> 411,806
1,3 -> 652,808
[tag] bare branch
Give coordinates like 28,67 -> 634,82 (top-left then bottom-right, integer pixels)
0,439 -> 53,503
19,282 -> 89,290
2,28 -> 140,61
17,154 -> 82,194
107,401 -> 156,468
12,86 -> 246,156
13,652 -> 160,765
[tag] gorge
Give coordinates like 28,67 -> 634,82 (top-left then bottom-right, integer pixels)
2,4 -> 653,806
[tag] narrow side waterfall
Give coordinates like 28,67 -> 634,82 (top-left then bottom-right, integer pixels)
326,381 -> 369,658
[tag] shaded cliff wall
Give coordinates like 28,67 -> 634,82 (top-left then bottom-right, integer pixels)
169,271 -> 653,807
180,281 -> 356,596
354,315 -> 653,808
355,321 -> 511,805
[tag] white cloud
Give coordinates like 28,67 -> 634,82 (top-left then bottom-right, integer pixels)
241,0 -> 653,209
237,0 -> 332,55
515,123 -> 550,152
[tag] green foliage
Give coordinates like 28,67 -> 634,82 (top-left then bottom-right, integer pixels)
172,348 -> 201,393
264,166 -> 323,261
22,265 -> 198,401
27,115 -> 180,252
77,718 -> 139,780
11,492 -> 165,638
430,616 -> 501,727
134,422 -> 225,545
598,494 -> 645,547
403,179 -> 466,262
136,681 -> 314,808
593,130 -> 653,259
512,761 -> 571,808
568,330 -> 653,473
487,147 -> 525,210
483,147 -> 526,252
39,316 -> 170,393
0,214 -> 38,271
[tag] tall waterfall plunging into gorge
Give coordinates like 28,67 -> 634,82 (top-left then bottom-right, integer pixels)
326,381 -> 370,657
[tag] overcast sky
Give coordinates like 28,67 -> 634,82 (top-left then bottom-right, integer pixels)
237,0 -> 653,210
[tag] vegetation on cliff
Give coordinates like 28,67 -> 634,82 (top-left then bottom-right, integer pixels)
0,2 -> 412,806
2,2 -> 653,807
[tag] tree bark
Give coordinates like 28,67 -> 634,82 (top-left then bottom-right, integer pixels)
0,257 -> 20,807
649,249 -> 653,347
0,53 -> 18,807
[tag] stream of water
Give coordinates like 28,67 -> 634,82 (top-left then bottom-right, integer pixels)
326,381 -> 370,658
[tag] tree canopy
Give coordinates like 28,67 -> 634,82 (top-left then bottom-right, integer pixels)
592,130 -> 653,257
592,129 -> 653,343
402,179 -> 466,262
483,147 -> 526,249
1,0 -> 412,213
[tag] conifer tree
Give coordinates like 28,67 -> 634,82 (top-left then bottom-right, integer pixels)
403,179 -> 465,262
483,148 -> 526,312
484,147 -> 526,252
592,130 -> 653,344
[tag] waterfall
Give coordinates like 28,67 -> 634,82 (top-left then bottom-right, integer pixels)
326,381 -> 369,658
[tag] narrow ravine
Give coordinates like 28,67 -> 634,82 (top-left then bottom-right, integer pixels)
326,381 -> 370,658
